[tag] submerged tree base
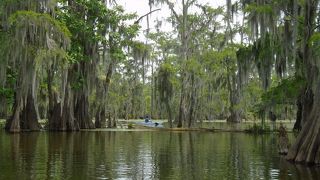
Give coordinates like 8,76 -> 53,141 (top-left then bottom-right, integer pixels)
286,88 -> 320,165
48,103 -> 80,131
286,113 -> 320,164
5,94 -> 41,133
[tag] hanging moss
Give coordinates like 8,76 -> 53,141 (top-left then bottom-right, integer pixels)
252,33 -> 274,90
0,31 -> 9,87
9,11 -> 71,46
236,46 -> 253,89
1,0 -> 71,132
157,62 -> 174,102
131,41 -> 151,61
1,0 -> 56,28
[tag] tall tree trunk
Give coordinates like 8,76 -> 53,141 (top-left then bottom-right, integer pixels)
48,69 -> 80,131
74,56 -> 95,129
177,73 -> 187,128
165,100 -> 173,128
188,74 -> 196,128
6,65 -> 41,132
75,93 -> 94,129
226,69 -> 242,123
151,62 -> 154,119
112,117 -> 117,128
112,111 -> 117,128
177,87 -> 186,128
177,0 -> 190,128
95,106 -> 105,128
49,82 -> 80,131
107,112 -> 112,128
20,93 -> 40,131
5,95 -> 21,132
188,95 -> 195,128
95,110 -> 101,128
5,93 -> 40,132
286,0 -> 320,164
294,88 -> 313,131
286,90 -> 320,164
227,92 -> 242,123
0,95 -> 7,119
47,67 -> 54,122
293,94 -> 303,131
95,42 -> 110,129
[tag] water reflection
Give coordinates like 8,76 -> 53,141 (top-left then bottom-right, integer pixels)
0,131 -> 320,179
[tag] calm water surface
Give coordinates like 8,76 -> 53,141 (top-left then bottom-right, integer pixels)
0,130 -> 319,180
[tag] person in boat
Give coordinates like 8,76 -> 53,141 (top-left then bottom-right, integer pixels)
145,115 -> 150,123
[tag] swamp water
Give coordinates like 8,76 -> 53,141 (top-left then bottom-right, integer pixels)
0,130 -> 319,180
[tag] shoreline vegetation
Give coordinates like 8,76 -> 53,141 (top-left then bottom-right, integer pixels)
0,119 -> 294,133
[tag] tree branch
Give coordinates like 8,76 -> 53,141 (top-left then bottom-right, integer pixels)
134,8 -> 161,24
282,10 -> 303,24
189,6 -> 218,36
187,0 -> 197,7
164,0 -> 182,24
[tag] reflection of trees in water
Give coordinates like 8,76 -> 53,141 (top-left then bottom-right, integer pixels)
10,134 -> 20,162
188,133 -> 196,180
46,132 -> 113,179
178,133 -> 186,179
47,133 -> 75,179
10,134 -> 21,177
244,134 -> 278,179
2,132 -> 320,179
151,132 -> 175,179
10,133 -> 41,179
279,157 -> 320,179
93,131 -> 109,178
152,132 -> 211,179
229,133 -> 242,179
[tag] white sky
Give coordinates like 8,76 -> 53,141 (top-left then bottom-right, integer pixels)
117,0 -> 227,40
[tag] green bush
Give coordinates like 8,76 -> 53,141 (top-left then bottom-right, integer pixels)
128,123 -> 134,129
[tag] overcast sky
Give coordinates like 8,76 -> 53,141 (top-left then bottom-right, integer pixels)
117,0 -> 227,40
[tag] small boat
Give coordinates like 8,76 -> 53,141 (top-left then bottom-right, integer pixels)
133,121 -> 215,132
135,120 -> 164,128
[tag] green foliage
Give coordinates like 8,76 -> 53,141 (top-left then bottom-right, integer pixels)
128,123 -> 134,129
131,41 -> 151,61
9,10 -> 71,38
71,73 -> 85,90
244,4 -> 273,14
0,87 -> 14,103
261,76 -> 305,107
0,0 -> 310,130
186,58 -> 204,77
157,62 -> 175,103
310,32 -> 320,58
6,67 -> 16,85
0,31 -> 9,60
252,33 -> 274,89
236,46 -> 253,85
57,1 -> 138,66
242,80 -> 264,118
